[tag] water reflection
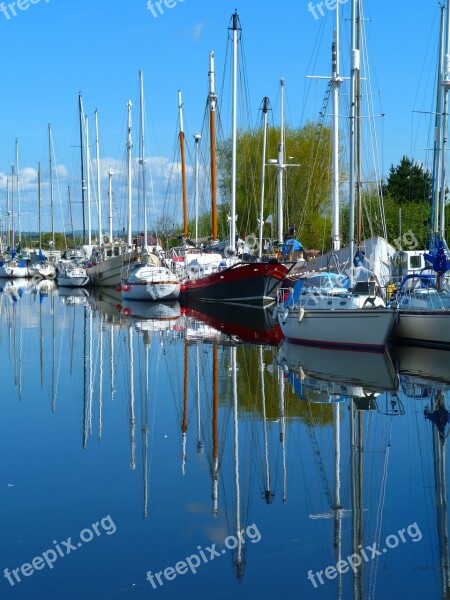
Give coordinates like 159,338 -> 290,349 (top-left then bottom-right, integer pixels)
1,286 -> 450,598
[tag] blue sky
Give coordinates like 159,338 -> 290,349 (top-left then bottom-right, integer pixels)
0,0 -> 442,235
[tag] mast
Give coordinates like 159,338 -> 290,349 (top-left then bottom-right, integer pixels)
431,5 -> 445,244
108,166 -> 114,242
194,133 -> 201,244
68,186 -> 74,243
127,100 -> 133,249
38,163 -> 41,251
258,97 -> 270,258
348,0 -> 358,287
48,125 -> 55,248
209,51 -> 218,242
331,7 -> 342,252
139,71 -> 148,250
277,78 -> 285,244
85,116 -> 92,245
15,139 -> 21,245
11,165 -> 15,251
6,178 -> 10,248
229,11 -> 240,254
439,0 -> 450,238
178,90 -> 188,240
95,109 -> 103,243
355,0 -> 363,250
79,94 -> 86,245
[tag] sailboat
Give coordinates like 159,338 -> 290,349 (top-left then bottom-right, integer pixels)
120,72 -> 181,302
179,13 -> 290,306
391,3 -> 450,346
277,1 -> 395,351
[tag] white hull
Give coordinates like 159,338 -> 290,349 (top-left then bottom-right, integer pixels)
392,310 -> 450,346
278,307 -> 396,351
121,282 -> 180,301
57,275 -> 89,287
0,264 -> 29,278
28,264 -> 56,280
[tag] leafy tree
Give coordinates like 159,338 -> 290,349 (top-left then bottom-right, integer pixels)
216,123 -> 338,251
383,155 -> 432,205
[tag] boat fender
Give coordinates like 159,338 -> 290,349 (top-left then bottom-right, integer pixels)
298,307 -> 305,322
122,284 -> 130,292
116,285 -> 122,292
180,284 -> 186,292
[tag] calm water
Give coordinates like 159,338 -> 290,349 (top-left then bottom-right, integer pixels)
1,279 -> 449,599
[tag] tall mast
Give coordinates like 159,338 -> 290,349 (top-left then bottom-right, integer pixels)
48,124 -> 55,248
38,163 -> 41,250
277,78 -> 285,244
15,139 -> 21,244
6,178 -> 10,248
11,165 -> 15,250
209,51 -> 218,242
348,0 -> 359,286
229,12 -> 240,254
258,97 -> 270,258
85,116 -> 92,245
439,0 -> 450,238
126,100 -> 133,249
95,109 -> 103,243
68,185 -> 74,243
178,90 -> 188,239
331,7 -> 342,252
194,133 -> 201,244
108,166 -> 114,242
355,0 -> 363,249
431,5 -> 445,244
139,71 -> 148,249
78,94 -> 86,245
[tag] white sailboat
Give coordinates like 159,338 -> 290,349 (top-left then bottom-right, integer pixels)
392,2 -> 450,347
277,0 -> 395,351
120,72 -> 181,302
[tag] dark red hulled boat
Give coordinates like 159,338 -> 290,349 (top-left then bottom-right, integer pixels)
180,260 -> 289,305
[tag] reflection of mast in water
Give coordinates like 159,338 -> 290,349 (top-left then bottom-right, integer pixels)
260,347 -> 274,504
110,318 -> 116,401
141,330 -> 151,519
425,391 -> 450,597
212,344 -> 219,517
98,314 -> 103,441
83,305 -> 88,449
350,400 -> 363,600
196,345 -> 203,455
333,402 -> 343,600
88,306 -> 93,433
278,364 -> 287,504
181,338 -> 188,475
129,325 -> 136,471
231,345 -> 244,579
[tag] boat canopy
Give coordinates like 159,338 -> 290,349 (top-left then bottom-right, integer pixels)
284,272 -> 349,307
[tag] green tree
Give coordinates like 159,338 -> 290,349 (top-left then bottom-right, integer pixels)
216,123 -> 338,251
383,155 -> 432,205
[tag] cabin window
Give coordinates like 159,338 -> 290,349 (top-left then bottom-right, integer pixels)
410,256 -> 422,269
340,301 -> 347,306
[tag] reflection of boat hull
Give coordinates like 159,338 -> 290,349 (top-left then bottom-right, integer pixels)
181,298 -> 283,345
28,263 -> 56,280
278,341 -> 397,392
181,261 -> 288,305
391,310 -> 450,347
122,299 -> 181,321
392,342 -> 450,385
57,268 -> 89,287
